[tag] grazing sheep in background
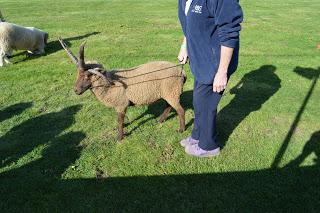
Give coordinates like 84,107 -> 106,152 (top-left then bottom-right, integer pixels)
59,38 -> 186,141
0,22 -> 48,66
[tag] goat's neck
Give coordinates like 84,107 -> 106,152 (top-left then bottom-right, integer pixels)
90,77 -> 110,97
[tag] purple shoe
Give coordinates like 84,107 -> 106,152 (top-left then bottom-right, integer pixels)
185,144 -> 220,157
180,136 -> 199,147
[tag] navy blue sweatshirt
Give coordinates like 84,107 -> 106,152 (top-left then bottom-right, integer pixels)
178,0 -> 243,84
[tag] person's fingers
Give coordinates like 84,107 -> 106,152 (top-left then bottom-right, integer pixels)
216,86 -> 220,93
213,85 -> 217,92
213,84 -> 226,93
182,57 -> 188,64
179,56 -> 187,64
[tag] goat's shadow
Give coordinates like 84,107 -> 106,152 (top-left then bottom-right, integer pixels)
12,32 -> 101,63
0,102 -> 32,123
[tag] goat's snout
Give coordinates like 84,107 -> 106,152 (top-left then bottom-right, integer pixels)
74,83 -> 91,95
74,87 -> 82,95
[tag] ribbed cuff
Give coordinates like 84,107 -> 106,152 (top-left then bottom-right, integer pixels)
221,39 -> 238,49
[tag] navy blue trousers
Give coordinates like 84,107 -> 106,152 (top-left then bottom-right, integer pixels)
191,80 -> 223,150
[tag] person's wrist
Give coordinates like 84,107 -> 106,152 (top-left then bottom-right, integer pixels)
217,67 -> 228,75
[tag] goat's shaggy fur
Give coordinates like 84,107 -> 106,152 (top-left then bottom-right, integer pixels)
92,61 -> 186,113
0,22 -> 48,66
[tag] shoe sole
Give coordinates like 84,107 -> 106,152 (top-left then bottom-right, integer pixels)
185,147 -> 220,158
180,141 -> 199,147
185,151 -> 220,158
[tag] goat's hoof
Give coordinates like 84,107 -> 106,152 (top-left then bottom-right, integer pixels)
117,135 -> 124,141
177,128 -> 185,133
159,119 -> 165,123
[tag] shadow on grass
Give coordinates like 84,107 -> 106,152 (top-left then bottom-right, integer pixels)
0,133 -> 319,212
44,32 -> 101,56
218,65 -> 281,147
0,102 -> 32,123
0,132 -> 319,212
285,130 -> 320,167
272,67 -> 320,168
12,32 -> 101,63
0,163 -> 319,211
0,105 -> 84,169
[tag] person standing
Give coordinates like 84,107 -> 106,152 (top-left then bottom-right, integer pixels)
178,0 -> 243,157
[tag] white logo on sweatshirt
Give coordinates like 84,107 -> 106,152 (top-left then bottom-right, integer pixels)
192,5 -> 202,14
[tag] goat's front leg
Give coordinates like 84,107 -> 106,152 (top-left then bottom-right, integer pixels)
117,112 -> 125,141
3,56 -> 11,65
0,51 -> 5,67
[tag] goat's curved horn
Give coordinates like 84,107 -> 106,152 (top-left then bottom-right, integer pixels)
58,37 -> 78,64
88,68 -> 113,84
78,41 -> 87,70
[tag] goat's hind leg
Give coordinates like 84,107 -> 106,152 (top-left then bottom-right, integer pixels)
117,111 -> 126,141
165,98 -> 185,133
159,102 -> 172,123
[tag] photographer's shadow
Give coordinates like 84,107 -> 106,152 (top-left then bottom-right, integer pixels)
285,130 -> 320,168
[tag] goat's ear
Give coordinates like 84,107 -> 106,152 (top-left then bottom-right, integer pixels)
44,33 -> 49,45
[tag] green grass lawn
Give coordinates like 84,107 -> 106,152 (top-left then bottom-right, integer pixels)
1,0 -> 320,212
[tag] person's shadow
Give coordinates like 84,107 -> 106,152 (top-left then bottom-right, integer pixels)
218,65 -> 281,147
0,105 -> 85,173
285,130 -> 320,168
0,102 -> 32,123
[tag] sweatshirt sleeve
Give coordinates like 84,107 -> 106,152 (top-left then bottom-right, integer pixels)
178,0 -> 187,36
209,0 -> 243,48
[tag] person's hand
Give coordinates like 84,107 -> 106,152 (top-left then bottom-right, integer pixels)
213,70 -> 228,93
178,46 -> 188,64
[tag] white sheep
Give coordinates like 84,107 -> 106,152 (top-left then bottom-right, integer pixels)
0,22 -> 48,66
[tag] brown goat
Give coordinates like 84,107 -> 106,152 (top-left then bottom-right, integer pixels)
59,38 -> 186,140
